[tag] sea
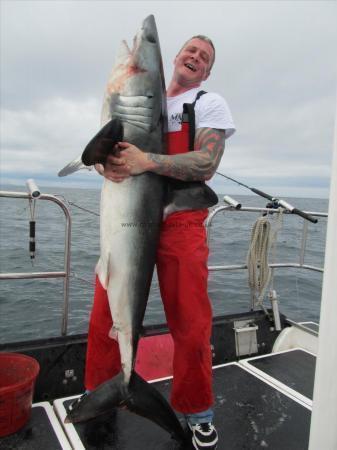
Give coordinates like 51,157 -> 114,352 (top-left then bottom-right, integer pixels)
0,185 -> 328,345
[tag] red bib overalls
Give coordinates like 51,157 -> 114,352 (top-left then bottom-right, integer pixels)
85,119 -> 214,414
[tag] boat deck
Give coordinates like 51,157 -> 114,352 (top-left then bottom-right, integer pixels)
0,402 -> 71,450
0,348 -> 314,450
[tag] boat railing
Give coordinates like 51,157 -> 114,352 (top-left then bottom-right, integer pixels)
206,204 -> 327,325
0,188 -> 71,336
206,205 -> 327,274
0,187 -> 327,337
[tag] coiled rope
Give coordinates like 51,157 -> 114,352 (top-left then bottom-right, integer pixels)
247,211 -> 283,309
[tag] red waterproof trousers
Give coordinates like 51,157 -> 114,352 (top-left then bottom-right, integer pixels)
84,210 -> 213,413
85,122 -> 214,414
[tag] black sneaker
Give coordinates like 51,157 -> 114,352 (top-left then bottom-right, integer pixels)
188,422 -> 218,449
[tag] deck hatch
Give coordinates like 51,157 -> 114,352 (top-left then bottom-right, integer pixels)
243,348 -> 316,402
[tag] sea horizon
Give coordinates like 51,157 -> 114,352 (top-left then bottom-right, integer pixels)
0,180 -> 330,203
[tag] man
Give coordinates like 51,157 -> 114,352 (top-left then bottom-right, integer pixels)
87,36 -> 235,450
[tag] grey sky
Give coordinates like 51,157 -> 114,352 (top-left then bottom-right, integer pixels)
1,1 -> 336,198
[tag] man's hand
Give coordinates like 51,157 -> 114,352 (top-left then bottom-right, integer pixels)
116,142 -> 150,175
94,142 -> 149,183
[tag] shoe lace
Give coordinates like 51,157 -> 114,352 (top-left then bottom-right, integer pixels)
195,422 -> 212,433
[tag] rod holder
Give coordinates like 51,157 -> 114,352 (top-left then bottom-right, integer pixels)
26,179 -> 41,198
269,290 -> 282,331
223,195 -> 242,209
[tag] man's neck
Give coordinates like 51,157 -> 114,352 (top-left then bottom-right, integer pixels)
167,79 -> 201,97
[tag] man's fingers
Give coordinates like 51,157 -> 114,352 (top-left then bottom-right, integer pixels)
106,154 -> 125,165
116,141 -> 130,149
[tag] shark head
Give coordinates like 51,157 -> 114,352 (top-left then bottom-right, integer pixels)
58,16 -> 167,175
101,15 -> 166,133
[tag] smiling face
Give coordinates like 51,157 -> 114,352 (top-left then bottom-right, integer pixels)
172,38 -> 214,89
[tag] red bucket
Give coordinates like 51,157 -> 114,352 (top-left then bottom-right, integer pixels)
0,352 -> 40,437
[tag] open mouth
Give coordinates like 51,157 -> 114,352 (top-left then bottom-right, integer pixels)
184,63 -> 197,72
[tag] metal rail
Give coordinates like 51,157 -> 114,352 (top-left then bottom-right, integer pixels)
0,190 -> 71,336
0,191 -> 327,337
206,205 -> 327,273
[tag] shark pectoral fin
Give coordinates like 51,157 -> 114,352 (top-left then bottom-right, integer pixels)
164,180 -> 219,217
58,155 -> 91,177
82,118 -> 124,166
125,371 -> 187,442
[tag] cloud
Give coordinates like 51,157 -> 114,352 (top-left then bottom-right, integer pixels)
1,97 -> 101,175
1,1 -> 336,197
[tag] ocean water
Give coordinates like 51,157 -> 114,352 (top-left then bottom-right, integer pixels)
0,185 -> 328,344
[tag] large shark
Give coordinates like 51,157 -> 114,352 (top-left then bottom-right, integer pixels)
59,15 -> 217,443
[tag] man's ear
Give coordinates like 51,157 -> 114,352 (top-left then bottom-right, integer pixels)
203,70 -> 211,81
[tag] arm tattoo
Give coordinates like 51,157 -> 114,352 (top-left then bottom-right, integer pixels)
147,128 -> 226,181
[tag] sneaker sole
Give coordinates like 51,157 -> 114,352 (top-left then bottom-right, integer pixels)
192,436 -> 218,450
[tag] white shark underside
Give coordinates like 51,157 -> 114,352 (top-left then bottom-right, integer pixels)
97,170 -> 164,384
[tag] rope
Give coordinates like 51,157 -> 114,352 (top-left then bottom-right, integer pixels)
52,195 -> 99,286
247,217 -> 272,307
53,194 -> 100,217
68,201 -> 100,217
246,211 -> 283,308
70,271 -> 95,286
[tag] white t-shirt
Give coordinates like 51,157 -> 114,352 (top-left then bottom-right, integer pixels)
167,87 -> 236,139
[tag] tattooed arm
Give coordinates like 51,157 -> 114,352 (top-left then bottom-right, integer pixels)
104,128 -> 226,183
147,128 -> 226,181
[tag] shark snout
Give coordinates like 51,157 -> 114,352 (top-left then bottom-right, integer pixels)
141,15 -> 157,43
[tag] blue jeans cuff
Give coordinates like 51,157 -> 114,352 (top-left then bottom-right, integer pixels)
185,408 -> 214,425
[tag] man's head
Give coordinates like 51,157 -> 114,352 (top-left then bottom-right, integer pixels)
173,36 -> 215,88
179,35 -> 215,71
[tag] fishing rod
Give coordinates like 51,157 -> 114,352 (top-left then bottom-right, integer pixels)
216,171 -> 318,224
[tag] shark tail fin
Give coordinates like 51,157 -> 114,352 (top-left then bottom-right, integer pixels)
65,371 -> 186,442
125,371 -> 186,441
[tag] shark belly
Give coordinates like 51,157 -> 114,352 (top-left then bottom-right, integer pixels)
96,174 -> 164,382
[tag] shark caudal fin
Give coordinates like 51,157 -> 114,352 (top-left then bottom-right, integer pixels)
124,372 -> 187,442
65,371 -> 187,443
